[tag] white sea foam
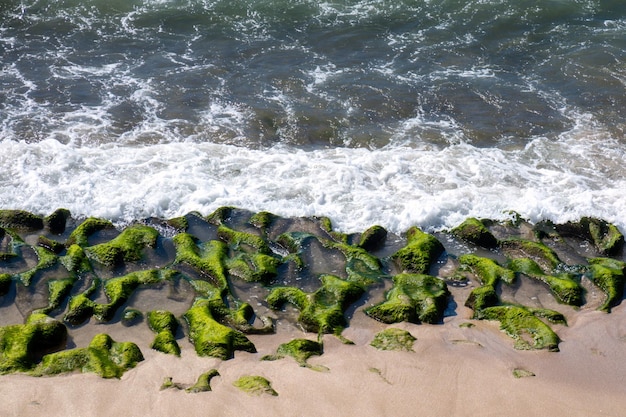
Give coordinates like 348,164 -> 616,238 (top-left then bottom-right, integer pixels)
1,129 -> 624,234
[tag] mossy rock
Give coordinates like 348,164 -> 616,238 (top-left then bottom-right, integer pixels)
217,224 -> 271,254
262,338 -> 323,367
33,277 -> 76,315
249,211 -> 276,229
17,246 -> 59,286
44,208 -> 71,234
172,234 -> 229,291
121,308 -> 143,326
148,310 -> 180,356
0,210 -> 44,231
206,206 -> 236,225
186,369 -> 220,393
365,273 -> 450,324
501,239 -> 562,272
267,274 -> 365,334
556,217 -> 624,256
509,258 -> 583,306
358,225 -> 388,252
233,375 -> 278,396
183,298 -> 256,360
66,217 -> 114,247
465,284 -> 499,312
451,218 -> 498,248
0,314 -> 67,374
587,258 -> 626,312
60,244 -> 92,275
37,236 -> 65,254
227,252 -> 281,283
459,254 -> 515,286
31,333 -> 143,378
392,226 -> 444,273
165,216 -> 189,232
370,328 -> 416,351
0,274 -> 13,297
321,238 -> 383,280
480,305 -> 560,351
85,225 -> 159,267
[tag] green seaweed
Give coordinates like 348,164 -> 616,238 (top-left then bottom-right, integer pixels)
31,333 -> 143,378
459,254 -> 515,313
450,218 -> 498,248
172,234 -> 229,292
33,277 -> 76,315
392,226 -> 445,274
480,305 -> 560,351
17,246 -> 59,286
556,217 -> 624,256
365,273 -> 450,324
267,274 -> 365,334
86,225 -> 159,267
183,298 -> 256,360
186,369 -> 220,393
501,239 -> 562,272
217,224 -> 271,254
0,210 -> 44,231
370,328 -> 416,351
148,310 -> 180,356
233,375 -> 278,396
271,338 -> 323,366
0,314 -> 67,374
227,252 -> 281,283
66,217 -> 114,247
587,258 -> 626,312
249,211 -> 276,230
60,244 -> 93,275
509,258 -> 583,306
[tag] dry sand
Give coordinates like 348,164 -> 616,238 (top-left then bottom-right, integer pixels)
1,291 -> 625,417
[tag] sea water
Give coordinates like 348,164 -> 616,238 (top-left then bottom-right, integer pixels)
1,0 -> 625,234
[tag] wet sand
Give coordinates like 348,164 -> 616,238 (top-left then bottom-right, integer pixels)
1,290 -> 625,417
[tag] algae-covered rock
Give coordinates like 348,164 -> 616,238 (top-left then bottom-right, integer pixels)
0,314 -> 67,374
358,225 -> 388,252
233,375 -> 278,396
31,333 -> 143,378
509,258 -> 583,306
0,210 -> 44,231
370,328 -> 416,351
501,239 -> 562,272
556,217 -> 624,256
121,308 -> 143,326
66,217 -> 114,247
44,208 -> 71,234
587,258 -> 626,312
459,255 -> 515,313
33,277 -> 76,315
172,234 -> 229,291
262,338 -> 323,367
392,226 -> 444,273
186,369 -> 220,393
86,224 -> 159,267
148,310 -> 180,356
217,224 -> 271,254
37,236 -> 65,254
365,274 -> 450,324
183,298 -> 256,360
480,305 -> 560,351
451,218 -> 498,248
60,244 -> 92,275
267,274 -> 365,334
0,273 -> 12,296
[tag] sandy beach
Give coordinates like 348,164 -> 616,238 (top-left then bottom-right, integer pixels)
1,284 -> 625,417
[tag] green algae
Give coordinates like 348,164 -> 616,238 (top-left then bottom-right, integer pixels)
249,211 -> 276,230
186,369 -> 220,393
365,273 -> 450,324
148,310 -> 180,356
60,244 -> 92,275
459,254 -> 515,312
509,258 -> 583,306
37,236 -> 65,254
357,225 -> 388,252
121,308 -> 143,326
450,218 -> 499,248
501,239 -> 562,272
217,224 -> 271,254
587,258 -> 626,312
17,246 -> 58,286
183,298 -> 256,360
44,208 -> 71,234
31,333 -> 143,378
0,314 -> 67,374
556,217 -> 624,256
262,338 -> 324,367
0,210 -> 44,231
233,375 -> 278,396
172,234 -> 229,292
165,216 -> 189,232
85,224 -> 159,267
66,217 -> 114,247
33,277 -> 76,315
227,252 -> 281,283
392,226 -> 444,274
267,274 -> 365,334
370,328 -> 416,351
512,368 -> 535,378
481,305 -> 560,351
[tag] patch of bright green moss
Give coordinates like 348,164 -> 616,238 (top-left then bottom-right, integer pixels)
233,375 -> 278,396
262,338 -> 323,367
480,305 -> 560,351
0,314 -> 67,374
370,328 -> 416,351
392,226 -> 445,274
183,298 -> 256,360
172,234 -> 229,292
249,211 -> 276,229
31,333 -> 143,378
66,217 -> 114,247
459,254 -> 515,286
60,244 -> 92,275
85,225 -> 159,267
148,310 -> 180,356
365,273 -> 450,324
267,274 -> 365,334
509,258 -> 583,306
451,218 -> 498,248
588,258 -> 626,312
0,210 -> 44,231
